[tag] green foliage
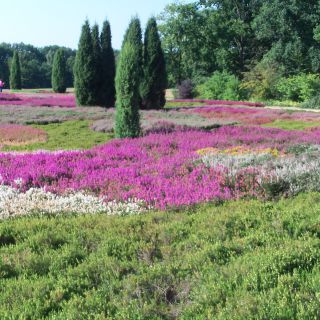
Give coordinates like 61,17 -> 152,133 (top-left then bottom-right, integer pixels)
241,60 -> 283,100
4,120 -> 112,151
303,94 -> 320,109
100,19 -> 116,108
0,43 -> 76,89
253,0 -> 320,74
159,1 -> 320,90
158,3 -> 211,86
122,17 -> 143,98
197,71 -> 244,100
275,74 -> 320,102
51,49 -> 67,93
141,18 -> 167,110
115,42 -> 141,138
91,24 -> 102,105
9,51 -> 22,90
74,20 -> 96,106
1,193 -> 320,318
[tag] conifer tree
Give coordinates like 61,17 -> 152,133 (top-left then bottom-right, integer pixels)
122,17 -> 143,100
51,49 -> 67,93
115,41 -> 141,138
10,51 -> 22,90
141,18 -> 167,109
100,19 -> 116,108
91,23 -> 102,104
74,20 -> 96,106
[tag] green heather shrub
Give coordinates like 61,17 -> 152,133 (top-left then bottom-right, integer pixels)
10,51 -> 22,90
275,73 -> 320,102
197,71 -> 244,100
51,49 -> 67,93
1,194 -> 320,318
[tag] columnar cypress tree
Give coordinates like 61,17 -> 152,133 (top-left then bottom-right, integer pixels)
141,18 -> 167,109
115,41 -> 141,138
100,19 -> 116,108
91,23 -> 102,104
51,49 -> 67,93
74,20 -> 96,106
10,51 -> 22,90
122,17 -> 143,99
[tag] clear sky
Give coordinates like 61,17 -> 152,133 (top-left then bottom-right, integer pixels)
0,0 -> 184,50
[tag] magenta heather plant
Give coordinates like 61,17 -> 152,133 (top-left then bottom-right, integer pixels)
0,93 -> 75,108
185,106 -> 320,126
0,126 -> 320,209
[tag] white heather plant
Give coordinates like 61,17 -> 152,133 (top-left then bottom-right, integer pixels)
199,145 -> 320,197
0,186 -> 147,219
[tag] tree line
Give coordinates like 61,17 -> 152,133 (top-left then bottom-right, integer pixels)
157,0 -> 320,102
0,43 -> 77,88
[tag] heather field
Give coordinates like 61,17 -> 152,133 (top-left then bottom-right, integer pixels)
1,92 -> 320,319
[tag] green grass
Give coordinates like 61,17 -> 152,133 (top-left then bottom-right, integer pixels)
263,119 -> 320,130
1,193 -> 320,319
264,100 -> 301,107
4,120 -> 112,151
164,101 -> 208,108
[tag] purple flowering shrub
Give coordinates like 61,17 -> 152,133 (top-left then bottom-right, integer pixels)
1,126 -> 320,209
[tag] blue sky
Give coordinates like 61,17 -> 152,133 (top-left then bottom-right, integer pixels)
1,0 -> 186,50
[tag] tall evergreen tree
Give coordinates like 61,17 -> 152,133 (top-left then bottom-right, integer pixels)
91,23 -> 102,104
141,18 -> 167,109
100,19 -> 116,108
115,41 -> 141,138
122,17 -> 143,100
74,20 -> 96,106
10,51 -> 22,90
51,48 -> 67,93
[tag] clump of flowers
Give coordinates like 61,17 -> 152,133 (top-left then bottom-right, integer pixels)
185,106 -> 320,126
0,185 -> 148,219
196,146 -> 281,157
0,124 -> 47,146
0,126 -> 320,209
0,93 -> 75,108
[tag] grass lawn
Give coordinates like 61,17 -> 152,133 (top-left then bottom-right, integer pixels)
263,119 -> 320,130
0,193 -> 319,319
3,120 -> 112,151
164,101 -> 208,108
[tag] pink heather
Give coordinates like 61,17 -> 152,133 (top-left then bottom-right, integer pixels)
0,126 -> 320,209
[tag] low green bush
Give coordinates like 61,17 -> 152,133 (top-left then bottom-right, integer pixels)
1,193 -> 320,318
241,61 -> 282,100
196,71 -> 244,100
275,74 -> 320,102
302,94 -> 320,109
